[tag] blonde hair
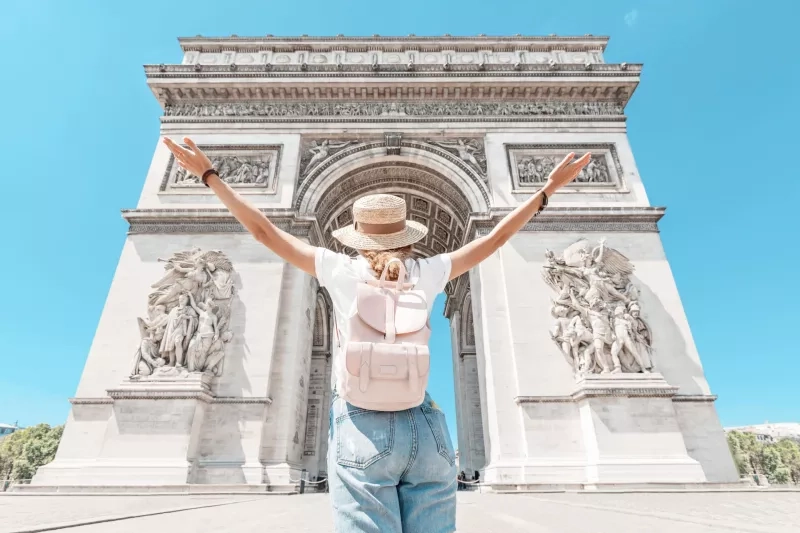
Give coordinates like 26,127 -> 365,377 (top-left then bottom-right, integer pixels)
360,246 -> 413,281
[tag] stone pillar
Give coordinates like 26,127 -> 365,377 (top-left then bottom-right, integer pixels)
449,310 -> 471,473
300,291 -> 333,480
259,264 -> 317,488
462,353 -> 487,472
300,353 -> 332,479
468,252 -> 527,484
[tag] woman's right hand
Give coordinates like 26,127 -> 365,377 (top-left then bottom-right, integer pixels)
163,137 -> 214,178
543,152 -> 592,195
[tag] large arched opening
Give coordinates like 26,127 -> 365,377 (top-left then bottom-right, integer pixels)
298,146 -> 490,479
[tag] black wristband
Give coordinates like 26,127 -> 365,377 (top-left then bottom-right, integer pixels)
534,190 -> 549,216
201,169 -> 218,187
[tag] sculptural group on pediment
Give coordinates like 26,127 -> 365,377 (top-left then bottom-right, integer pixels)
543,239 -> 653,379
174,155 -> 271,187
131,248 -> 236,379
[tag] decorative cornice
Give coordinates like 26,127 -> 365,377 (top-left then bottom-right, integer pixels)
178,34 -> 610,51
472,207 -> 666,235
516,386 -> 679,404
121,206 -> 664,238
106,389 -> 215,403
121,208 -> 320,243
671,395 -> 718,403
69,397 -> 113,405
70,395 -> 272,405
515,396 -> 575,404
147,63 -> 638,76
210,396 -> 273,405
571,387 -> 678,401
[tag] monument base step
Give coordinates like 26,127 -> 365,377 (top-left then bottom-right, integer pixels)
8,484 -> 297,495
488,480 -> 759,493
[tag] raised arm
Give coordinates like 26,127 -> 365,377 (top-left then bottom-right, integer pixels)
447,152 -> 591,280
164,137 -> 317,277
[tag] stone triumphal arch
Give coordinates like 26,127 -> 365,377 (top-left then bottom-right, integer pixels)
31,35 -> 739,491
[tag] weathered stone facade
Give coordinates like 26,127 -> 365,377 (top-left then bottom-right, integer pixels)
32,35 -> 738,491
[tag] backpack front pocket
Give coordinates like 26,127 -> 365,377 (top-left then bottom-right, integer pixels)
342,342 -> 430,411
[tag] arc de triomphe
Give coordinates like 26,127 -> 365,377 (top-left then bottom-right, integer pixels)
33,35 -> 738,490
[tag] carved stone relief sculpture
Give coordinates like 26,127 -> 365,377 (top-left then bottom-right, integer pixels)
542,239 -> 653,379
175,155 -> 272,186
164,101 -> 624,119
507,144 -> 624,192
517,154 -> 610,184
300,139 -> 358,178
162,146 -> 280,193
131,248 -> 236,379
424,138 -> 487,179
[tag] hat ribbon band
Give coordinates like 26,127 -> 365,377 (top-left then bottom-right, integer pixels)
355,220 -> 407,235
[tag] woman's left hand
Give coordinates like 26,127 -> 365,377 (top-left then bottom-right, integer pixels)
163,137 -> 213,177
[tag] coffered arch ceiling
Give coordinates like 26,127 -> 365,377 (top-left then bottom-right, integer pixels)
316,163 -> 470,260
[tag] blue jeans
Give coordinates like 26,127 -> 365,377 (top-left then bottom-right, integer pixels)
327,392 -> 457,533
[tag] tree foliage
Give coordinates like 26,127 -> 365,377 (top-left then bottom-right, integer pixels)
0,424 -> 63,481
727,430 -> 800,484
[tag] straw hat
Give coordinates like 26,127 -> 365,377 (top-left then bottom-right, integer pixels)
331,194 -> 428,251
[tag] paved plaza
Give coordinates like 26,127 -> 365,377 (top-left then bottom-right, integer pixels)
1,491 -> 798,533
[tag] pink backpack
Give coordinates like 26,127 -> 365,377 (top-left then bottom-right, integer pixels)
336,259 -> 431,411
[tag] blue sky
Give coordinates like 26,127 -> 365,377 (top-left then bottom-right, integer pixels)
1,0 -> 797,447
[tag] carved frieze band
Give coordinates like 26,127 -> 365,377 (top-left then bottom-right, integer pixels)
160,144 -> 282,194
506,143 -> 625,193
164,101 -> 624,121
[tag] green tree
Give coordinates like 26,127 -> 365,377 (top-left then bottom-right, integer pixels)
775,439 -> 800,483
0,424 -> 63,482
759,445 -> 786,482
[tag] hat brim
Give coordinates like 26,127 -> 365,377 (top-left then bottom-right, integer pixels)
331,220 -> 428,251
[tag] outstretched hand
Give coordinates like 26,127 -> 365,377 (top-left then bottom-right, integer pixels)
544,152 -> 591,194
163,137 -> 213,178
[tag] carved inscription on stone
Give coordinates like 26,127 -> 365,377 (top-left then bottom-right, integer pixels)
542,239 -> 654,379
165,101 -> 624,119
162,145 -> 280,193
130,248 -> 236,380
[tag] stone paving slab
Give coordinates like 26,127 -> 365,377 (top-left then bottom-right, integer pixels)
0,495 -> 257,533
1,492 -> 799,533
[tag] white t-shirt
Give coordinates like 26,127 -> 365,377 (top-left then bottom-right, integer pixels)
314,248 -> 452,393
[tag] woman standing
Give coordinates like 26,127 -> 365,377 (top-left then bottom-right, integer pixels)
164,137 -> 589,532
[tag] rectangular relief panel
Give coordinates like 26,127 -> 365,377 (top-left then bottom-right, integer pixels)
160,144 -> 282,195
506,143 -> 627,195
